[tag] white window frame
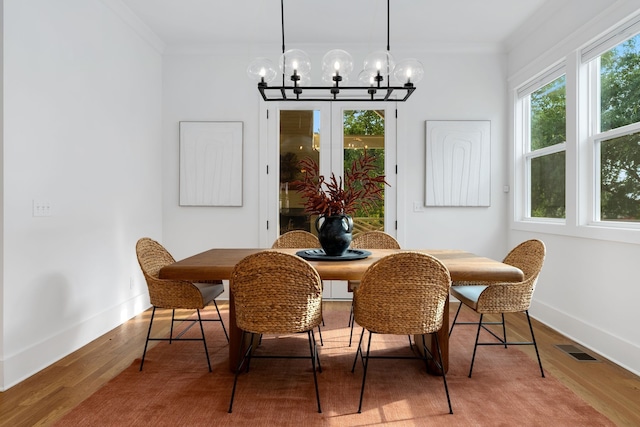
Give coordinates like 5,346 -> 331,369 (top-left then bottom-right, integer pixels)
514,64 -> 567,225
585,49 -> 640,230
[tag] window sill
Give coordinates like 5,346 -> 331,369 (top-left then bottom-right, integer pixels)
512,219 -> 640,245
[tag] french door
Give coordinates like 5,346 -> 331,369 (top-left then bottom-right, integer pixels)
260,102 -> 397,298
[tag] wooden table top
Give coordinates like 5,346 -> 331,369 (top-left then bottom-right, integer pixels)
159,248 -> 524,283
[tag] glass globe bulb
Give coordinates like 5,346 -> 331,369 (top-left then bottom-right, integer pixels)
279,49 -> 311,79
321,49 -> 354,77
297,73 -> 311,87
394,58 -> 424,85
246,57 -> 277,83
363,51 -> 396,76
357,70 -> 376,86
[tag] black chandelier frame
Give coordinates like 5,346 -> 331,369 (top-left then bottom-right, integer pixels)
257,0 -> 416,102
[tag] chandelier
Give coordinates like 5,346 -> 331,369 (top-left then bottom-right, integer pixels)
247,0 -> 424,102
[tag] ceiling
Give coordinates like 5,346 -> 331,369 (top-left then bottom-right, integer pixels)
120,0 -> 550,50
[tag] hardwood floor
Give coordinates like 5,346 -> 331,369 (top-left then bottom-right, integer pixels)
0,301 -> 638,426
492,307 -> 640,426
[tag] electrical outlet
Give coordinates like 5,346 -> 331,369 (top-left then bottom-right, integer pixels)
413,201 -> 423,212
33,200 -> 51,217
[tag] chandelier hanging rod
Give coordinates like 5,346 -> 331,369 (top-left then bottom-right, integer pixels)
247,0 -> 423,102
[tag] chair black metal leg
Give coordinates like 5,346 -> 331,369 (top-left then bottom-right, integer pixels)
169,309 -> 175,344
348,318 -> 355,347
449,301 -> 463,336
307,330 -> 322,413
467,311 -> 544,379
311,328 -> 322,373
196,309 -> 212,372
407,335 -> 413,350
420,335 -> 431,372
212,300 -> 229,342
526,310 -> 545,378
230,330 -> 322,414
351,327 -> 365,372
139,306 -> 156,371
469,314 -> 484,377
357,331 -> 373,413
433,333 -> 453,414
229,331 -> 253,413
244,333 -> 256,373
317,326 -> 324,346
501,313 -> 507,348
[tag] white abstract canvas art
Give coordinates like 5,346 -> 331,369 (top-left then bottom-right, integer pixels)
179,121 -> 243,206
425,120 -> 491,207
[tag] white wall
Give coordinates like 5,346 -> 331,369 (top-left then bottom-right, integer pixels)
506,0 -> 640,375
1,0 -> 164,389
398,48 -> 509,260
162,50 -> 263,259
0,0 -> 5,389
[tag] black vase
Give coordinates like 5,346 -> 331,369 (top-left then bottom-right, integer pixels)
315,214 -> 354,256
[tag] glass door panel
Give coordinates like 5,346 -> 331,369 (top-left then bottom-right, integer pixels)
278,109 -> 321,234
343,109 -> 386,233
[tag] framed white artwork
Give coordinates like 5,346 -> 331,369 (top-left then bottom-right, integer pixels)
425,120 -> 491,207
179,121 -> 243,206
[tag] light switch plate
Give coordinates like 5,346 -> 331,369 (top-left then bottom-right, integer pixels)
33,200 -> 51,217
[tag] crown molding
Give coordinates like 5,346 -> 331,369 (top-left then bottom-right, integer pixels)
99,0 -> 166,54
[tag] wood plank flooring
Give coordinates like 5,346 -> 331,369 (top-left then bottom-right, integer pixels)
0,301 -> 638,426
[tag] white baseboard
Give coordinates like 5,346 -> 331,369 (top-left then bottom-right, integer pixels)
0,293 -> 150,391
531,299 -> 640,377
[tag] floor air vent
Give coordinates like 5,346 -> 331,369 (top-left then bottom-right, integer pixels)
555,344 -> 599,362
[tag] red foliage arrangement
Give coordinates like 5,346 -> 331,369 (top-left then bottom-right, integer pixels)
294,152 -> 389,216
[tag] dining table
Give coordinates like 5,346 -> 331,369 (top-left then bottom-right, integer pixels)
159,247 -> 524,374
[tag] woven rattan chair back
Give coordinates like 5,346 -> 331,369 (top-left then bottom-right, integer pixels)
230,250 -> 323,334
271,230 -> 320,249
354,252 -> 451,335
351,231 -> 400,250
136,237 -> 206,309
503,239 -> 546,283
476,239 -> 546,314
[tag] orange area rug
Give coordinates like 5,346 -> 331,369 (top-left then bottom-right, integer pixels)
56,305 -> 614,426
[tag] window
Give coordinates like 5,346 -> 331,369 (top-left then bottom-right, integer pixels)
512,14 -> 640,243
520,73 -> 567,219
588,34 -> 640,223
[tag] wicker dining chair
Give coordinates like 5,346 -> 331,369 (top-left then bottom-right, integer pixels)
351,252 -> 453,414
348,231 -> 406,347
135,237 -> 228,372
271,230 -> 320,249
272,230 -> 324,345
228,250 -> 323,413
449,239 -> 546,378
